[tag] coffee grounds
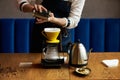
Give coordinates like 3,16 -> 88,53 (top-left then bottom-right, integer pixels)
0,64 -> 25,78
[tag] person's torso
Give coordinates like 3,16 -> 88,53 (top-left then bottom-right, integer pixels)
42,0 -> 71,17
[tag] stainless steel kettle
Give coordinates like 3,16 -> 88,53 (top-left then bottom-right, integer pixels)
68,40 -> 89,67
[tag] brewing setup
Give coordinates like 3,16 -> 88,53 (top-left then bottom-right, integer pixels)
33,10 -> 91,75
40,27 -> 91,75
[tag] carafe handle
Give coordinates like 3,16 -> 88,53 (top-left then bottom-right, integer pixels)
42,47 -> 47,55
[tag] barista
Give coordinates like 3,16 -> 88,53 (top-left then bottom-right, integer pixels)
17,0 -> 86,52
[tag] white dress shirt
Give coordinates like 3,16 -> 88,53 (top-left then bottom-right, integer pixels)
17,0 -> 86,29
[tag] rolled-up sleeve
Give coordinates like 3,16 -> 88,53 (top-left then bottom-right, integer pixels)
17,0 -> 29,11
17,0 -> 29,4
67,0 -> 86,29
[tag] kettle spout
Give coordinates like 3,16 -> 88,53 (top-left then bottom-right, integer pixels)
87,48 -> 93,59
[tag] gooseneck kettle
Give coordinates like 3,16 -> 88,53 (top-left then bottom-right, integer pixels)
68,40 -> 88,67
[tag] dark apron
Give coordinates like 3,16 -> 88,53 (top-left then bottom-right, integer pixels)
30,0 -> 72,52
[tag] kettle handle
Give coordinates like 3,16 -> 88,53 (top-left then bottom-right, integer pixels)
67,42 -> 73,54
67,39 -> 80,54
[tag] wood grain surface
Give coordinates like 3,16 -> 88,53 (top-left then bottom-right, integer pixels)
0,52 -> 120,80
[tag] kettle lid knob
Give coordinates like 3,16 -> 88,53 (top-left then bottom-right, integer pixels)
76,39 -> 80,43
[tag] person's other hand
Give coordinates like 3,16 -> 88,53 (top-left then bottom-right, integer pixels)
47,12 -> 55,22
36,18 -> 48,24
34,4 -> 48,24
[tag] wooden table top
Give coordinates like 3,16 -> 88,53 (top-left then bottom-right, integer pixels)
0,52 -> 120,80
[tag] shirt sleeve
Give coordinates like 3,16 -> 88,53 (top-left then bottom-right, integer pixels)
67,0 -> 86,29
17,0 -> 43,11
17,0 -> 29,4
17,0 -> 30,11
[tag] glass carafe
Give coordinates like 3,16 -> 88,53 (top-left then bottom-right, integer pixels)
43,43 -> 59,60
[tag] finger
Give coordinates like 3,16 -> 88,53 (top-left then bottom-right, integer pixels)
47,17 -> 51,22
36,19 -> 42,24
36,17 -> 48,21
36,21 -> 46,24
36,19 -> 48,24
34,4 -> 38,11
37,5 -> 42,12
36,18 -> 43,22
36,18 -> 47,22
49,12 -> 54,17
41,6 -> 47,12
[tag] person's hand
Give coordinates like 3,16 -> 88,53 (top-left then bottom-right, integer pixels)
36,12 -> 55,24
34,4 -> 47,12
48,12 -> 55,22
34,4 -> 50,24
36,18 -> 48,24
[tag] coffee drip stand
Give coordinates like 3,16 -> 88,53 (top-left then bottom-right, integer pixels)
41,28 -> 64,68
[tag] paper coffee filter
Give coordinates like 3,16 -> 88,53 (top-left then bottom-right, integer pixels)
44,28 -> 60,32
102,59 -> 119,67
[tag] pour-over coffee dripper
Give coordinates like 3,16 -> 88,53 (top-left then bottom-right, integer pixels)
42,28 -> 61,43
